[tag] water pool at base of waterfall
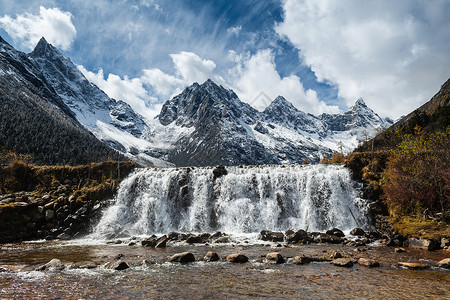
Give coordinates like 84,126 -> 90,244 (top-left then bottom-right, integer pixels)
1,240 -> 449,299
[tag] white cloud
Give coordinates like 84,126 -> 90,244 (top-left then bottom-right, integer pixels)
228,49 -> 340,114
276,0 -> 450,118
0,6 -> 76,50
227,25 -> 242,36
170,51 -> 225,85
77,66 -> 160,120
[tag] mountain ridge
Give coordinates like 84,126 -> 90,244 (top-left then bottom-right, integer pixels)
1,36 -> 394,167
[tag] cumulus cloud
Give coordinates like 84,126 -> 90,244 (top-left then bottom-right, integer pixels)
141,51 -> 226,100
77,66 -> 160,120
276,0 -> 450,118
0,6 -> 76,50
228,49 -> 340,114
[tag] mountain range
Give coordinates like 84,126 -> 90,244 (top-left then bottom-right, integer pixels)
0,37 -> 394,166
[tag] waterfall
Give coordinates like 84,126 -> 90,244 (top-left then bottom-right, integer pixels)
92,165 -> 370,238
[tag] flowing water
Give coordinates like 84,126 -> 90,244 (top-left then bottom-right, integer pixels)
1,165 -> 449,299
93,165 -> 369,238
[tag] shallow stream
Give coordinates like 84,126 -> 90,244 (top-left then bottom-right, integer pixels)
1,238 -> 449,299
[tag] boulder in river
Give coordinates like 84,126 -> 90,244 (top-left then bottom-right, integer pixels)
226,253 -> 248,263
317,233 -> 344,244
331,258 -> 354,268
326,228 -> 345,237
286,229 -> 308,243
291,256 -> 311,265
258,230 -> 284,242
36,258 -> 65,271
167,252 -> 195,263
105,260 -> 130,271
398,262 -> 429,270
357,258 -> 380,268
350,228 -> 365,236
203,251 -> 220,262
264,252 -> 285,264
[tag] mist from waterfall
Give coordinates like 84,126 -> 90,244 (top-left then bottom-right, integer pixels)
92,165 -> 370,238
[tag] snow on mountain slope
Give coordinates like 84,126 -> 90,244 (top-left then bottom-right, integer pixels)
15,37 -> 392,167
27,37 -> 173,166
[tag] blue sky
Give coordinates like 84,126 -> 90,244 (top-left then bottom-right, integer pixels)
1,0 -> 449,120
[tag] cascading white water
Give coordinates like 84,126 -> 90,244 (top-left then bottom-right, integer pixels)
92,165 -> 370,238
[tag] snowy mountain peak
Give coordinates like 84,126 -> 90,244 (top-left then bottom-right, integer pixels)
31,37 -> 60,59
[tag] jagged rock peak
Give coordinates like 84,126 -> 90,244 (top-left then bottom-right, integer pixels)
352,98 -> 368,108
30,37 -> 59,58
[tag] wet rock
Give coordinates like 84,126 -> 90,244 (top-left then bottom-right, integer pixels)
186,234 -> 210,244
105,260 -> 130,271
212,165 -> 227,178
358,258 -> 380,268
210,231 -> 223,239
437,258 -> 450,269
394,247 -> 406,253
398,262 -> 429,270
142,238 -> 157,247
441,238 -> 450,249
214,236 -> 230,243
316,233 -> 344,244
406,238 -> 438,251
167,232 -> 180,241
350,228 -> 365,236
291,256 -> 311,265
203,251 -> 220,262
36,258 -> 65,271
258,230 -> 284,242
264,252 -> 285,264
286,229 -> 308,243
226,253 -> 248,263
326,228 -> 345,237
285,229 -> 294,236
167,252 -> 195,263
71,260 -> 97,269
155,235 -> 168,248
331,258 -> 354,268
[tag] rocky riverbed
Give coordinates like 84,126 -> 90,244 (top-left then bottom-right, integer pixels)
1,231 -> 449,299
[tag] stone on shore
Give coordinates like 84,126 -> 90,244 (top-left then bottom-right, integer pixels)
331,258 -> 354,268
357,258 -> 380,268
167,252 -> 195,263
264,252 -> 285,264
226,253 -> 248,263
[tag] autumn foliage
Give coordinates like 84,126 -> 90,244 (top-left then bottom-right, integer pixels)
382,127 -> 449,217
